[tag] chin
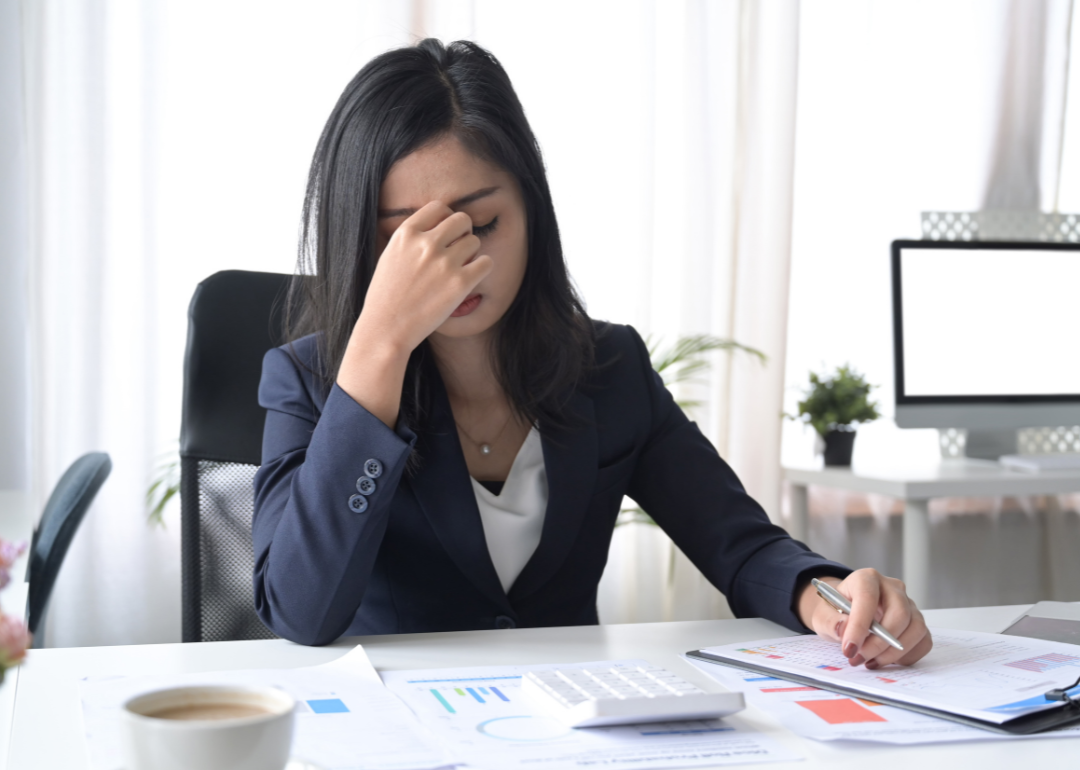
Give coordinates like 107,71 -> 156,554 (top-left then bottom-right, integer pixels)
434,310 -> 501,339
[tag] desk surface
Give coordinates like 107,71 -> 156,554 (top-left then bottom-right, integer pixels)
784,458 -> 1080,499
10,604 -> 1074,770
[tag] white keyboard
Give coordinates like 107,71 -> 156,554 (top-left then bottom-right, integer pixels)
521,664 -> 745,728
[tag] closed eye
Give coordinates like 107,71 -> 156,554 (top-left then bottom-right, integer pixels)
472,216 -> 499,237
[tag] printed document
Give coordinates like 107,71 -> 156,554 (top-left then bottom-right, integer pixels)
687,654 -> 1080,745
694,629 -> 1080,727
380,659 -> 800,770
79,646 -> 449,770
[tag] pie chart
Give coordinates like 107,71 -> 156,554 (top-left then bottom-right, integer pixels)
476,715 -> 571,741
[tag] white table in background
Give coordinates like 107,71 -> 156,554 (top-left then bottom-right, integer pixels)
0,491 -> 33,770
784,459 -> 1080,608
9,604 -> 1075,770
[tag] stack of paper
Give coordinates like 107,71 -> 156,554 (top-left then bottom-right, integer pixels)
380,660 -> 798,770
687,629 -> 1080,744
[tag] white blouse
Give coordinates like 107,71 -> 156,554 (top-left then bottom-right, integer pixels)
469,427 -> 548,593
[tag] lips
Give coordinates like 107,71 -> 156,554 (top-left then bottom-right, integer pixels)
450,293 -> 482,317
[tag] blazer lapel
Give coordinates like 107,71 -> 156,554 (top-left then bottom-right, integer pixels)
409,374 -> 510,611
509,390 -> 597,603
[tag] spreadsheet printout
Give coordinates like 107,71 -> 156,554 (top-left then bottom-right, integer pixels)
686,655 -> 1080,745
697,629 -> 1080,725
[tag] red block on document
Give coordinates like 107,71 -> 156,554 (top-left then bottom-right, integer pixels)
797,698 -> 887,725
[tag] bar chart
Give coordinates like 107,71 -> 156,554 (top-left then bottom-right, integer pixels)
402,674 -> 522,715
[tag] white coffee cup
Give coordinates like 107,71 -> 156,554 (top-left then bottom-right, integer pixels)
122,684 -> 295,770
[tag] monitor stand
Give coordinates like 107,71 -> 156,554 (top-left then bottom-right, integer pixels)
963,429 -> 1017,460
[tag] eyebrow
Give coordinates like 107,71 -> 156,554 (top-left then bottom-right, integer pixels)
377,186 -> 501,219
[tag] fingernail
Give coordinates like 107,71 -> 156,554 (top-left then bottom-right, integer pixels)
843,643 -> 857,658
835,622 -> 845,638
866,660 -> 879,670
849,655 -> 864,667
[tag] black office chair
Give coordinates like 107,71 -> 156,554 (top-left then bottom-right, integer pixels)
180,270 -> 292,642
28,452 -> 112,647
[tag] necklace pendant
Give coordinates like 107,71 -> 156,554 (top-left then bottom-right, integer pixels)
480,444 -> 492,456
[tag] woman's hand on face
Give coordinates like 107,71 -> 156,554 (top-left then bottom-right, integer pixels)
357,201 -> 494,356
798,569 -> 933,669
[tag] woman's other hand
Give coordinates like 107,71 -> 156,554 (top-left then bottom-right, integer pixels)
797,569 -> 933,668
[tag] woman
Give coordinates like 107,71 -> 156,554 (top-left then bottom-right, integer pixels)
253,39 -> 931,670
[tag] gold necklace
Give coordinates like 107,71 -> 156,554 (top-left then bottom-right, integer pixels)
454,412 -> 513,457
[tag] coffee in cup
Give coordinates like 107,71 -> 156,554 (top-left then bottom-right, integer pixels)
122,685 -> 295,770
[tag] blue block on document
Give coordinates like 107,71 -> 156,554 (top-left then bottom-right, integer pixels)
307,698 -> 350,714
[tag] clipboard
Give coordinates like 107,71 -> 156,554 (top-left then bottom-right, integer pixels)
686,648 -> 1080,735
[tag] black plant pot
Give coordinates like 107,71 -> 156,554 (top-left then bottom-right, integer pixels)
823,429 -> 856,467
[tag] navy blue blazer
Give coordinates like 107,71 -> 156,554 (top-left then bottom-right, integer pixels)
252,322 -> 850,645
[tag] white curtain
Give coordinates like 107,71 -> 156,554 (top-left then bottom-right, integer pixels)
25,0 -> 178,646
0,0 -> 30,493
982,0 -> 1074,210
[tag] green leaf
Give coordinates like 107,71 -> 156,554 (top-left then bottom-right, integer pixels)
148,485 -> 178,528
146,454 -> 181,528
653,335 -> 766,382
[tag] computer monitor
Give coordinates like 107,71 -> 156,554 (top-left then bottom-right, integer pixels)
891,239 -> 1080,456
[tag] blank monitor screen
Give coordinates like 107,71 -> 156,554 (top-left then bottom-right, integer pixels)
893,242 -> 1080,401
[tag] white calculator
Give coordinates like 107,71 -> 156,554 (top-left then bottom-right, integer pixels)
521,663 -> 745,728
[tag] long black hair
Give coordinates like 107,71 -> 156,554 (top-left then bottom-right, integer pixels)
285,39 -> 594,437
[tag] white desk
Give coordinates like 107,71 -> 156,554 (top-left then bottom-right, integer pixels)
0,491 -> 32,770
9,604 -> 1074,770
784,460 -> 1080,608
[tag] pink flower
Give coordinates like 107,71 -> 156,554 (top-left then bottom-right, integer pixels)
0,539 -> 27,591
0,613 -> 31,681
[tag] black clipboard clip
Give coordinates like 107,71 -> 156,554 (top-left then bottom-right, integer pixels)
1044,675 -> 1080,708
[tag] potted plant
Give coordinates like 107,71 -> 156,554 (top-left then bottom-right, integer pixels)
790,365 -> 880,467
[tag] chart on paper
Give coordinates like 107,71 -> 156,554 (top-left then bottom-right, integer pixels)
382,660 -> 799,770
408,673 -> 519,714
687,655 -> 1080,746
699,629 -> 1080,724
393,668 -> 734,741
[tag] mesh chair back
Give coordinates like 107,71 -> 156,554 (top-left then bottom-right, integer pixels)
180,270 -> 291,642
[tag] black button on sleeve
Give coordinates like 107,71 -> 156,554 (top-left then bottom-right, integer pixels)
495,615 -> 517,630
348,494 -> 368,513
364,458 -> 383,478
356,476 -> 376,496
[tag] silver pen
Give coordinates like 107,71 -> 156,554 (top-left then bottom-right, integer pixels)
811,578 -> 905,652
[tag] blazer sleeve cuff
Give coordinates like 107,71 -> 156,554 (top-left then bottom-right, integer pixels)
319,383 -> 418,454
730,539 -> 852,633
